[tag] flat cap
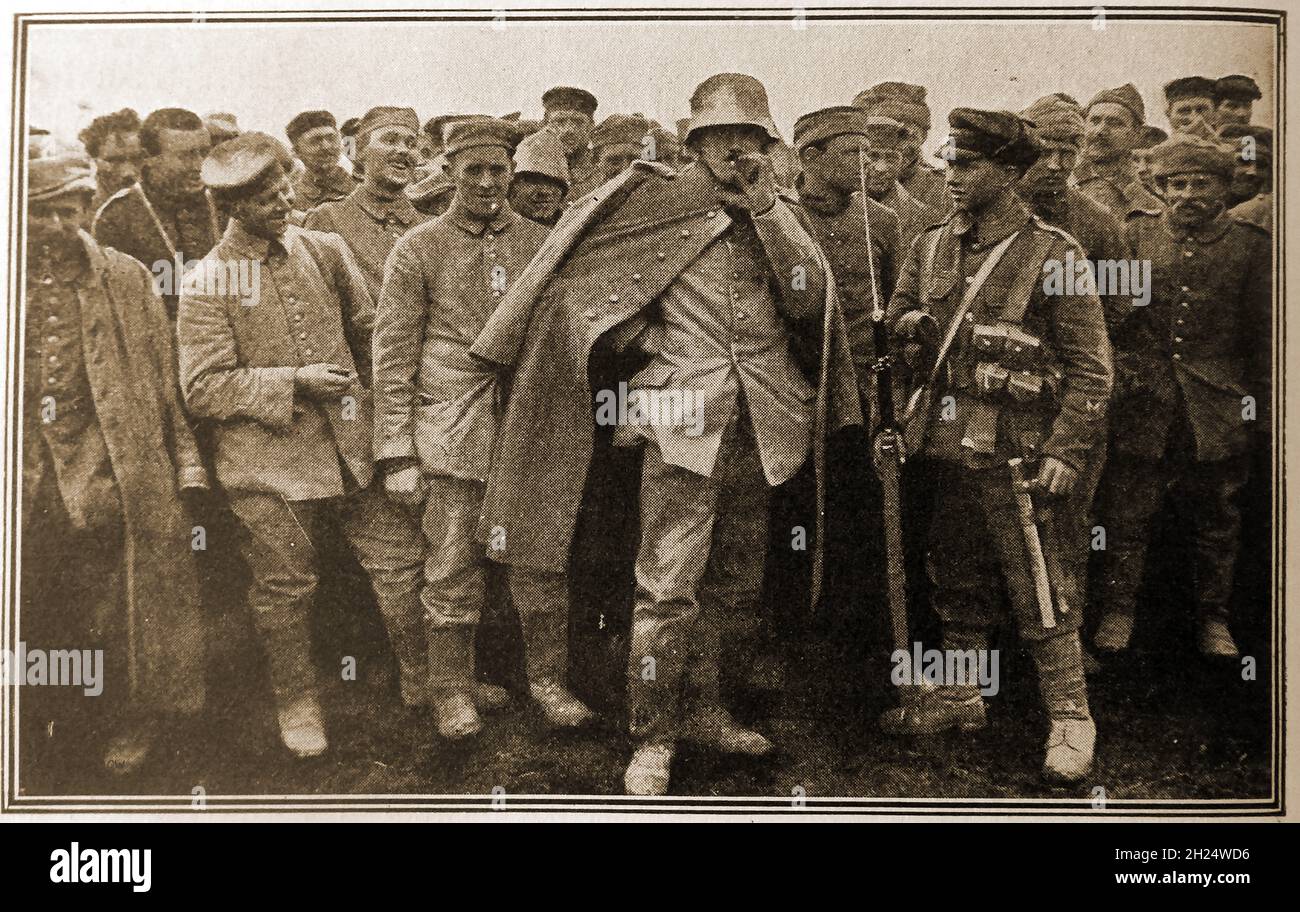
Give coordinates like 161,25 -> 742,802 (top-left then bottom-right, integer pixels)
1085,83 -> 1145,125
286,110 -> 336,144
356,106 -> 420,143
1150,132 -> 1235,180
939,107 -> 1040,171
443,117 -> 522,158
1163,76 -> 1217,104
1021,94 -> 1086,146
852,82 -> 931,131
29,149 -> 97,202
1214,74 -> 1262,103
513,128 -> 570,189
591,113 -> 652,150
792,105 -> 871,152
340,117 -> 361,138
201,131 -> 293,191
542,86 -> 598,117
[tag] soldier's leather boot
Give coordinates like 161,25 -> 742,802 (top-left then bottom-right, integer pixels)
276,692 -> 328,758
529,679 -> 596,728
1042,711 -> 1096,785
1093,612 -> 1135,653
879,682 -> 987,734
433,689 -> 482,740
624,741 -> 675,796
682,704 -> 773,756
428,626 -> 482,739
1198,617 -> 1239,658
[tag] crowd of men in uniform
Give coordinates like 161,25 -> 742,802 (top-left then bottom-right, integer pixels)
21,68 -> 1272,796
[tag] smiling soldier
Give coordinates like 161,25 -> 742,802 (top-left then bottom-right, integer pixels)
373,118 -> 592,739
179,132 -> 424,758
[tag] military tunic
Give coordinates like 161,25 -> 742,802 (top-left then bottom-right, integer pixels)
887,190 -> 1112,639
1096,208 -> 1270,621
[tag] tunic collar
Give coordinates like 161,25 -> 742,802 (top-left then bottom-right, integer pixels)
447,198 -> 516,236
950,189 -> 1030,249
1161,206 -> 1233,244
353,183 -> 421,226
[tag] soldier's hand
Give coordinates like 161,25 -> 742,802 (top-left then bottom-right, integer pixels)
384,465 -> 427,508
719,152 -> 778,214
295,363 -> 355,400
1033,456 -> 1078,497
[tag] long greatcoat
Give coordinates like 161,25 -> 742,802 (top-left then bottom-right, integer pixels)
30,232 -> 209,713
471,161 -> 862,606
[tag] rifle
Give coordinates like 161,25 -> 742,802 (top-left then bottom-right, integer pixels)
858,148 -> 912,666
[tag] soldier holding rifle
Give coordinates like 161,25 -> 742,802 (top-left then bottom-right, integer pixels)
882,109 -> 1113,784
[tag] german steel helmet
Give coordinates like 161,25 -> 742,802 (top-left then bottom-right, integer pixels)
685,73 -> 779,142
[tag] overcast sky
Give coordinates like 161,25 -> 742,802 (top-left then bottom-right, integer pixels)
26,11 -> 1275,154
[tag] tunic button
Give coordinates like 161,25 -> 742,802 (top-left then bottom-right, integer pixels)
1183,250 -> 1193,258
965,276 -> 974,284
48,356 -> 57,364
41,275 -> 54,285
46,315 -> 58,324
964,313 -> 974,322
1177,319 -> 1185,325
632,274 -> 641,281
299,332 -> 308,340
47,335 -> 58,343
680,229 -> 690,238
304,348 -> 313,356
1181,286 -> 1190,292
1174,336 -> 1183,343
656,251 -> 666,260
1173,353 -> 1182,360
1180,302 -> 1189,308
707,210 -> 717,218
586,311 -> 597,321
295,313 -> 304,321
736,311 -> 746,320
609,294 -> 620,303
493,290 -> 501,298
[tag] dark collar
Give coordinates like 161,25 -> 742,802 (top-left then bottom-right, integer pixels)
28,234 -> 90,279
796,174 -> 851,216
220,219 -> 291,261
950,189 -> 1031,248
1161,206 -> 1233,243
446,199 -> 516,236
352,183 -> 421,225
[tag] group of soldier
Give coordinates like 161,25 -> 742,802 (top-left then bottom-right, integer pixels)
21,67 -> 1272,796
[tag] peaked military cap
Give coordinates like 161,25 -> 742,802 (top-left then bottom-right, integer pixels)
939,107 -> 1040,171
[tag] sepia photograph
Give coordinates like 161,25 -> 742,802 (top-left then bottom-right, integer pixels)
0,1 -> 1288,828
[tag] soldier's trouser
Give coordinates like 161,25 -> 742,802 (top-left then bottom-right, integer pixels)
419,475 -> 487,690
230,484 -> 423,703
626,418 -> 770,743
21,470 -> 129,762
926,463 -> 1085,643
1097,452 -> 1249,623
507,566 -> 571,685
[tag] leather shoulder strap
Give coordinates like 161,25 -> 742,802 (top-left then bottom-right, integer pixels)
925,228 -> 1020,387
